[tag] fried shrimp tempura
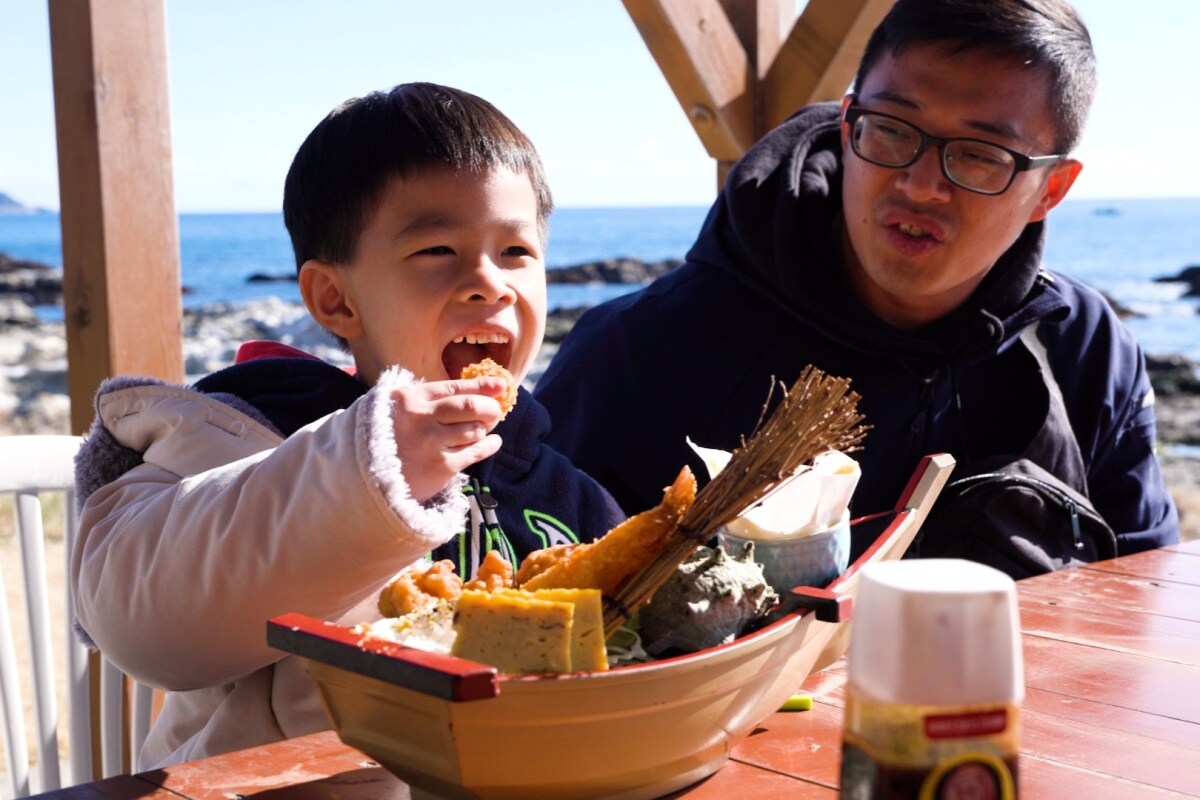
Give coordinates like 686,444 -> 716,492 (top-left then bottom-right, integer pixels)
519,466 -> 696,594
378,559 -> 463,618
461,357 -> 518,419
515,543 -> 580,586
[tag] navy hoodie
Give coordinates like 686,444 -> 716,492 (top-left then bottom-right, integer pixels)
535,103 -> 1178,559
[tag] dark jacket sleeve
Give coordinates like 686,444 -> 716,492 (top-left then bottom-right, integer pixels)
1041,276 -> 1180,553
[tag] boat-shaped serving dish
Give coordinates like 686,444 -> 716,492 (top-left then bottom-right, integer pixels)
268,453 -> 954,800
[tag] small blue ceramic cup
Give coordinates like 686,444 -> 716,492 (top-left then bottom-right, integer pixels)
717,514 -> 851,594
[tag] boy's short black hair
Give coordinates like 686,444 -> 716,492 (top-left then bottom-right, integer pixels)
854,0 -> 1096,154
283,82 -> 553,272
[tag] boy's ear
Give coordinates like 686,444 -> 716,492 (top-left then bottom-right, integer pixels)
298,260 -> 363,340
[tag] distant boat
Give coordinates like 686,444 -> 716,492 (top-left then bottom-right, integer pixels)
1093,206 -> 1121,216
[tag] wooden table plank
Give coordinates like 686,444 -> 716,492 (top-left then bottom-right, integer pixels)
1023,633 -> 1200,723
726,697 -> 844,785
1088,546 -> 1200,584
1018,586 -> 1200,662
664,759 -> 837,799
1020,568 -> 1200,626
1020,754 -> 1194,799
148,730 -> 408,800
26,775 -> 181,800
1023,685 -> 1200,749
1022,700 -> 1200,794
1163,540 -> 1200,556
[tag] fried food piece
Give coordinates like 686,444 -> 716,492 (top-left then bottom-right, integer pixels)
515,543 -> 580,586
520,466 -> 696,594
461,357 -> 518,419
378,559 -> 464,618
464,549 -> 516,592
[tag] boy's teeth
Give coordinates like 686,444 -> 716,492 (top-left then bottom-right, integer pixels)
452,333 -> 510,345
899,223 -> 930,238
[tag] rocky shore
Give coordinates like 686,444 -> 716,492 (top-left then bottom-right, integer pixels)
3,256 -> 1198,537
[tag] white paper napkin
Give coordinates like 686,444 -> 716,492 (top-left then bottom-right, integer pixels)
688,438 -> 860,540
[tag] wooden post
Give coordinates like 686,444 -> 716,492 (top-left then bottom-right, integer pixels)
48,0 -> 183,435
624,0 -> 892,191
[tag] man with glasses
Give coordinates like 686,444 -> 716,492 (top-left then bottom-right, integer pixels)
536,0 -> 1180,559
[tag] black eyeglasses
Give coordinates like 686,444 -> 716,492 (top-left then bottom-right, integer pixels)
843,106 -> 1067,195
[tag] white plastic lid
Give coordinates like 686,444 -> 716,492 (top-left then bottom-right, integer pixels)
848,559 -> 1024,705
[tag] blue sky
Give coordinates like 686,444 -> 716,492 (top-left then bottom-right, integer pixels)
1,1 -> 1195,212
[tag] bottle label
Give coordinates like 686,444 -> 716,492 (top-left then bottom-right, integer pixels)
840,690 -> 1018,799
925,709 -> 1009,739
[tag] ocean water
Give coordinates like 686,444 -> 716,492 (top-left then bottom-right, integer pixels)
2,199 -> 1197,360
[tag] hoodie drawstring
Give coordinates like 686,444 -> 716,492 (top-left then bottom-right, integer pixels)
465,477 -> 517,578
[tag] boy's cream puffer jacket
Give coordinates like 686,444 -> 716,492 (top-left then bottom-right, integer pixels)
72,367 -> 466,768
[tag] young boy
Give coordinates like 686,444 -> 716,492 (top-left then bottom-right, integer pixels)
71,82 -> 624,769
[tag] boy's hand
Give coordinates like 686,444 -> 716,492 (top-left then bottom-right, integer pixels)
389,376 -> 512,503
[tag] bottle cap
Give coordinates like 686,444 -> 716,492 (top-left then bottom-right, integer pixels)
849,559 -> 1024,705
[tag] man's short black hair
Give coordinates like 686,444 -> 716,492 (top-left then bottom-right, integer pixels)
854,0 -> 1096,153
283,82 -> 553,272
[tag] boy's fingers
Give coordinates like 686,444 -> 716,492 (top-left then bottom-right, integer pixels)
441,421 -> 490,447
420,376 -> 509,401
447,433 -> 502,466
463,375 -> 510,399
432,391 -> 504,424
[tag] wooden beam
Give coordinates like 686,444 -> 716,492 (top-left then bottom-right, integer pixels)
48,0 -> 183,435
720,0 -> 793,81
716,0 -> 793,186
622,0 -> 756,162
761,0 -> 892,131
625,0 -> 885,188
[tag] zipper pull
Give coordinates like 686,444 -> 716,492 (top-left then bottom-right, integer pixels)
1066,499 -> 1084,550
473,479 -> 498,510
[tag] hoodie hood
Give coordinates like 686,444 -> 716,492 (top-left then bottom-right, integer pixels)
685,102 -> 1064,362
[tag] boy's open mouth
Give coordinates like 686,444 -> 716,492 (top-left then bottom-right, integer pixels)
442,333 -> 513,379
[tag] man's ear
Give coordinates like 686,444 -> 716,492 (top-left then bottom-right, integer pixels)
298,260 -> 363,340
1027,158 -> 1083,223
840,94 -> 854,151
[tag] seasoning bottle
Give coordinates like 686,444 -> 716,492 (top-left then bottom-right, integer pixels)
840,559 -> 1022,799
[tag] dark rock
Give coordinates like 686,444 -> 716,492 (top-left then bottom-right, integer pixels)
544,306 -> 590,343
548,257 -> 682,285
1146,354 -> 1200,397
0,296 -> 39,327
0,254 -> 64,305
0,253 -> 57,274
1153,265 -> 1200,297
243,257 -> 684,287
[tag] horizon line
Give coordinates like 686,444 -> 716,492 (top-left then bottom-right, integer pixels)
6,195 -> 1200,217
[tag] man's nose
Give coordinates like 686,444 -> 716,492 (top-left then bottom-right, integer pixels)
896,146 -> 952,203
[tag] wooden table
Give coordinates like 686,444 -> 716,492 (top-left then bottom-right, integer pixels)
34,539 -> 1200,799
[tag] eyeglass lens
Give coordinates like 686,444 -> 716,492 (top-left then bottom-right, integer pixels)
853,113 -> 1017,194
